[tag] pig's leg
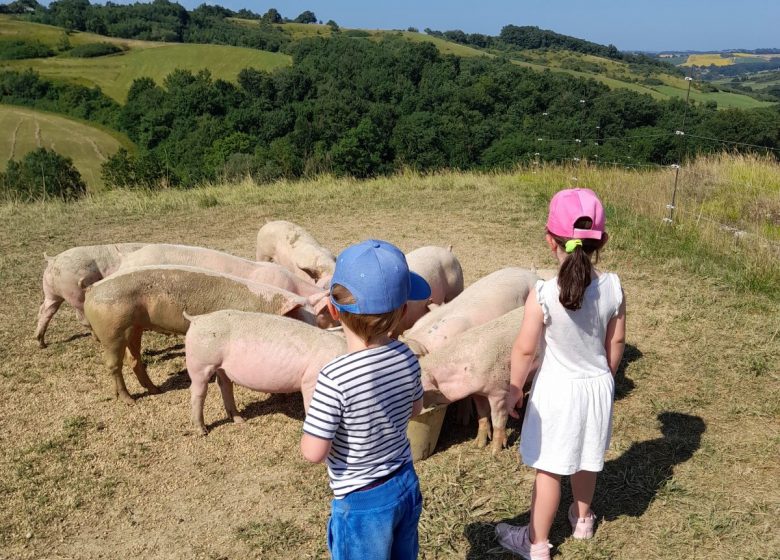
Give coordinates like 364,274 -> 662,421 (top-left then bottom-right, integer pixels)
126,327 -> 160,395
34,296 -> 63,348
189,369 -> 212,435
102,336 -> 134,405
473,395 -> 492,448
488,393 -> 509,456
215,370 -> 244,424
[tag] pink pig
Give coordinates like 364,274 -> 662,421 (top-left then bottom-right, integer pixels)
420,306 -> 529,455
184,309 -> 347,435
401,268 -> 539,356
35,243 -> 145,348
117,243 -> 334,327
397,245 -> 464,334
256,220 -> 336,287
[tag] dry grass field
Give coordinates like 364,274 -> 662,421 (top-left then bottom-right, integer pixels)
0,163 -> 778,559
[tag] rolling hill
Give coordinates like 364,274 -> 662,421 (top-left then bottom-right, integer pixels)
2,15 -> 771,109
0,104 -> 132,190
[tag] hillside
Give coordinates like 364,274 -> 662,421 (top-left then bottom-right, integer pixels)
0,104 -> 131,189
0,16 -> 291,102
2,14 -> 769,109
0,158 -> 777,559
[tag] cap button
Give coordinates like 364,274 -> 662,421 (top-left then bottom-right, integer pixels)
373,242 -> 381,248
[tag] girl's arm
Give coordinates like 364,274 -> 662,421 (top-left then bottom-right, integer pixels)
605,292 -> 626,376
507,290 -> 545,419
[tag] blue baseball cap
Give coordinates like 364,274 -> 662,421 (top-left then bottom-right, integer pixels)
330,240 -> 431,314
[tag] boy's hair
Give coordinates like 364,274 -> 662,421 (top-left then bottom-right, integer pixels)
548,217 -> 607,311
331,283 -> 405,343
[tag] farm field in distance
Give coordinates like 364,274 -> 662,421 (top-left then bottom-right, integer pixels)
0,104 -> 132,190
0,159 -> 777,559
1,42 -> 291,103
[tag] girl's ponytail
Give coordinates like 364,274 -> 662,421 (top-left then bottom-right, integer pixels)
558,242 -> 594,310
552,217 -> 605,311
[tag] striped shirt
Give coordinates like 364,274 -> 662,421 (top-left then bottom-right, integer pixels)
302,340 -> 424,499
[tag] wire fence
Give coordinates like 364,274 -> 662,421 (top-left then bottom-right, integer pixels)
526,76 -> 780,256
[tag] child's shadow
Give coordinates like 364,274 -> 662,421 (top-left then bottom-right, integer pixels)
463,412 -> 705,558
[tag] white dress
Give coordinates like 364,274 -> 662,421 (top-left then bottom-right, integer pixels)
519,272 -> 623,475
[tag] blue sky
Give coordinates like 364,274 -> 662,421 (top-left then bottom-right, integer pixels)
156,0 -> 778,52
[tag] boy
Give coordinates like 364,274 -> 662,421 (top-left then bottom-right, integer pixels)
300,239 -> 431,560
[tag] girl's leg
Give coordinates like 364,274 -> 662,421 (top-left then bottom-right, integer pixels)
570,470 -> 597,517
529,470 -> 561,544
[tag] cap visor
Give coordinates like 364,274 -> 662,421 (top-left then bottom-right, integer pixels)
408,272 -> 431,301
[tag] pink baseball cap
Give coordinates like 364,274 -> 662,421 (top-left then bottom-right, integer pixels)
546,188 -> 605,240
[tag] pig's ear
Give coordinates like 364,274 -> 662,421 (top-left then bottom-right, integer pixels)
281,300 -> 304,316
315,274 -> 332,289
308,292 -> 330,314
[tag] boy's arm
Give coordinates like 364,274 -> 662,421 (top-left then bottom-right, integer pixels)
507,290 -> 544,419
300,372 -> 343,464
300,434 -> 332,463
605,292 -> 626,376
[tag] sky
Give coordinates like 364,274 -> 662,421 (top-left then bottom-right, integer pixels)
155,0 -> 780,52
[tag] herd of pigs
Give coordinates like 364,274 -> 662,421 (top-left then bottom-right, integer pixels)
35,220 -> 541,455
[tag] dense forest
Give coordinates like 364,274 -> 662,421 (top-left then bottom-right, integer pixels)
1,1 -> 779,191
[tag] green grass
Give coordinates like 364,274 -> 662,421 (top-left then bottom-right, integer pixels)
1,43 -> 290,102
0,157 -> 777,558
0,103 -> 133,190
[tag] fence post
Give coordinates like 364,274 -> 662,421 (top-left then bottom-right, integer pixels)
665,76 -> 693,224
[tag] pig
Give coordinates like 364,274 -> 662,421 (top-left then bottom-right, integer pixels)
256,220 -> 335,287
35,243 -> 146,348
420,306 -> 527,455
83,265 -> 322,405
401,268 -> 539,356
184,309 -> 347,435
397,245 -> 464,334
116,243 -> 335,328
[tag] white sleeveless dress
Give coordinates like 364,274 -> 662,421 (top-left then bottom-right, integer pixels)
519,272 -> 623,475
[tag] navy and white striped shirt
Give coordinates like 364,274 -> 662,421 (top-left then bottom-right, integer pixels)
302,340 -> 424,499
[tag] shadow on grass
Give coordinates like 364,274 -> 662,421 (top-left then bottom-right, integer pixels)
203,393 -> 306,433
433,344 -> 641,456
463,412 -> 705,558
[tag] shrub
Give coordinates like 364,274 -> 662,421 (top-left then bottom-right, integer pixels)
0,39 -> 54,60
68,42 -> 124,58
343,30 -> 370,38
1,148 -> 86,202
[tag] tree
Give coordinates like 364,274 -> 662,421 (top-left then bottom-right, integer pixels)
2,148 -> 86,201
294,10 -> 316,24
262,8 -> 282,24
326,20 -> 339,32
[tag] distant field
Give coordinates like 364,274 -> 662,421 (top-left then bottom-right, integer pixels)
0,104 -> 132,190
1,43 -> 290,102
651,84 -> 775,109
0,15 -> 160,50
682,54 -> 736,67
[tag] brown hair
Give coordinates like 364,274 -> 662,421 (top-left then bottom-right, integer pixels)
330,284 -> 405,343
549,217 -> 606,311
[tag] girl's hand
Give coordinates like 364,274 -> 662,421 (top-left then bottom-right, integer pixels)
506,384 -> 524,419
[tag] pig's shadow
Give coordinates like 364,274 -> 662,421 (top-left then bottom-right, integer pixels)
462,412 -> 705,559
433,344 -> 641,455
204,393 -> 306,432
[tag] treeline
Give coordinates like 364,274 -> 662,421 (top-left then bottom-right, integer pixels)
99,37 -> 777,187
424,25 -> 680,76
22,0 -> 319,52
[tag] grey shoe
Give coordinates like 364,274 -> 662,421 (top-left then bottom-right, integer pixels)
495,523 -> 551,560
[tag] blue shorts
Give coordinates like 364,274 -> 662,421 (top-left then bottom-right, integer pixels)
328,462 -> 422,560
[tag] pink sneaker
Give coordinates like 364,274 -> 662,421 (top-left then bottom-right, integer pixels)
568,504 -> 596,539
495,523 -> 551,560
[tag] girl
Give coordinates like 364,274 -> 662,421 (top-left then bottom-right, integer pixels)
496,188 -> 626,560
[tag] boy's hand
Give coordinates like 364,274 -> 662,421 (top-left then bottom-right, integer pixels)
506,384 -> 524,419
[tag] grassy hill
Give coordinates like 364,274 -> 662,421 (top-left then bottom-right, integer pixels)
0,16 -> 291,102
0,104 -> 132,190
2,15 -> 770,109
0,156 -> 776,559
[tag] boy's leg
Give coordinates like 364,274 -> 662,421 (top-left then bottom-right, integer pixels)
390,469 -> 423,560
328,464 -> 419,560
529,469 -> 561,544
570,470 -> 597,517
